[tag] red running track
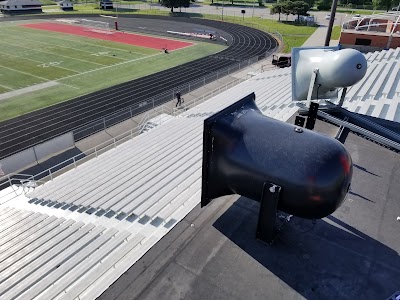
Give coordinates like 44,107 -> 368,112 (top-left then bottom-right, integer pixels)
21,22 -> 193,50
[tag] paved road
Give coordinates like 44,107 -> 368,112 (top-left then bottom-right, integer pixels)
117,2 -> 351,25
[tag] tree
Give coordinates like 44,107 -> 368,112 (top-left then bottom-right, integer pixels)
282,1 -> 294,21
160,0 -> 190,12
270,3 -> 285,21
316,0 -> 331,10
292,1 -> 310,21
372,0 -> 396,11
304,0 -> 315,9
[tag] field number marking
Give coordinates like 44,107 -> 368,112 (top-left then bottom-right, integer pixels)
38,61 -> 63,68
91,52 -> 110,57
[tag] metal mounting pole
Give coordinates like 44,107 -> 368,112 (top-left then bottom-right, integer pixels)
306,68 -> 318,108
338,87 -> 347,107
325,0 -> 339,46
256,182 -> 281,245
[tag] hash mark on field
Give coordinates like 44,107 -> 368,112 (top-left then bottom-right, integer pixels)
61,83 -> 80,90
0,39 -> 107,67
59,52 -> 164,81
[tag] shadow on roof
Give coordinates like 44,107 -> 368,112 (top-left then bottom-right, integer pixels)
213,196 -> 400,300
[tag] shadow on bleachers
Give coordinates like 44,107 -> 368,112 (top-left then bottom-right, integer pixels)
18,147 -> 85,180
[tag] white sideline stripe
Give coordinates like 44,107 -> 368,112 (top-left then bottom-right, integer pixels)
59,52 -> 163,81
0,81 -> 59,101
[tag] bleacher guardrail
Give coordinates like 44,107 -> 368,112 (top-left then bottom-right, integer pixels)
72,48 -> 278,141
9,74 -> 253,190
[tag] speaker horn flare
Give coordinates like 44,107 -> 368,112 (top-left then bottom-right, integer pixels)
201,93 -> 352,220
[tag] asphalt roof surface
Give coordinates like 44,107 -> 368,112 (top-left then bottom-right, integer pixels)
99,117 -> 400,300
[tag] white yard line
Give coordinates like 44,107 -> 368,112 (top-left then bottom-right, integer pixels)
0,81 -> 59,101
0,84 -> 13,91
0,52 -> 80,74
0,39 -> 107,67
2,27 -> 150,56
0,32 -> 128,62
0,65 -> 50,82
59,52 -> 164,81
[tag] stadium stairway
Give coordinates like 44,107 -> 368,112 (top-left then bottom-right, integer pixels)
140,113 -> 175,133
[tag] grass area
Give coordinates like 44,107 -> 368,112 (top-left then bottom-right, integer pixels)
0,23 -> 225,121
39,0 -> 57,5
336,9 -> 375,15
331,25 -> 341,40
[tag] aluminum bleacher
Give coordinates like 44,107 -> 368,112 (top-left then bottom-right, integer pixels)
0,47 -> 399,300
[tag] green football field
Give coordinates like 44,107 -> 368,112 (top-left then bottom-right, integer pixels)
0,20 -> 226,121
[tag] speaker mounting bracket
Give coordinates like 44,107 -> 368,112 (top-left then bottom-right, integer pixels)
306,68 -> 319,108
256,182 -> 282,245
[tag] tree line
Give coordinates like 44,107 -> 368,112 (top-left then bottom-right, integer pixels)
270,1 -> 310,21
159,0 -> 399,14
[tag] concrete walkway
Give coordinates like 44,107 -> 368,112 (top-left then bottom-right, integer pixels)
300,24 -> 339,47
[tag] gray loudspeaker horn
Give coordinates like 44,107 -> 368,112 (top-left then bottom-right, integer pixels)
201,93 -> 352,225
291,47 -> 367,102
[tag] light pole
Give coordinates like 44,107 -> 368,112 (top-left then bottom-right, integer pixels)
252,0 -> 255,18
222,0 -> 224,20
325,0 -> 338,46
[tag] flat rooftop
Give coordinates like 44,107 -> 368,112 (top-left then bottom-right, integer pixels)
100,117 -> 400,300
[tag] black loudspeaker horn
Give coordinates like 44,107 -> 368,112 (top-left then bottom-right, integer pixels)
201,93 -> 352,242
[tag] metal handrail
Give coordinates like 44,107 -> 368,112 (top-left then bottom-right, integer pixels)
0,173 -> 41,200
